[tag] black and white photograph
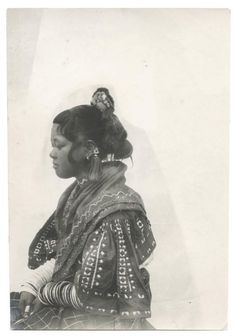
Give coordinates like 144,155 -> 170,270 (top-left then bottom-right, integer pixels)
7,8 -> 229,330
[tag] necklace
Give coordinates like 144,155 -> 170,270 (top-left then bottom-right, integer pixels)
76,177 -> 88,187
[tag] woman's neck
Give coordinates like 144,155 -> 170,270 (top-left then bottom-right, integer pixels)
75,171 -> 88,182
74,160 -> 90,183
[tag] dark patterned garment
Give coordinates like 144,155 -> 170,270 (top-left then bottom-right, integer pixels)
10,162 -> 156,330
11,293 -> 154,330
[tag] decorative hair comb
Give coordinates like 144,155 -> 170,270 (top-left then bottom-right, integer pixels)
90,88 -> 114,118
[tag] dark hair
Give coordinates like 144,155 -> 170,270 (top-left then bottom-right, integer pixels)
53,89 -> 133,161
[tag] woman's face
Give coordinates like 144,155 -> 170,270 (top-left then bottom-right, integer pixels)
50,124 -> 83,178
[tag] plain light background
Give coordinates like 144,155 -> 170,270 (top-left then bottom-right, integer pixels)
7,8 -> 229,330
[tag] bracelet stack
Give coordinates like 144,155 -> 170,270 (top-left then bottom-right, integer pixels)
38,281 -> 83,309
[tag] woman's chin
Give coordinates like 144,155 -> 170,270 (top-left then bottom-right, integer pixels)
54,169 -> 72,179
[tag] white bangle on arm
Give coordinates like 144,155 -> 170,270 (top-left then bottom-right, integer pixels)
20,258 -> 56,296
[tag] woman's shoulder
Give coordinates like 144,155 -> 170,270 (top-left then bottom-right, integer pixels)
110,183 -> 146,212
99,209 -> 150,234
96,209 -> 156,265
103,208 -> 143,221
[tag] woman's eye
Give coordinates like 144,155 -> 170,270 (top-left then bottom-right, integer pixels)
54,143 -> 64,149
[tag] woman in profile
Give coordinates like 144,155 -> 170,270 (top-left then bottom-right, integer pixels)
10,88 -> 156,330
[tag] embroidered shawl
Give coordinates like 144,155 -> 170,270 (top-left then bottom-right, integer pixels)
28,162 -> 152,282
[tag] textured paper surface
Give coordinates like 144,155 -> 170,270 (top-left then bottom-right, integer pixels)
8,8 -> 229,329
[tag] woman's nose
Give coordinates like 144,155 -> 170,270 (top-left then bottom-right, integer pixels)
49,148 -> 57,159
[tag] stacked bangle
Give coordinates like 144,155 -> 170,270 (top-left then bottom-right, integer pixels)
38,281 -> 83,309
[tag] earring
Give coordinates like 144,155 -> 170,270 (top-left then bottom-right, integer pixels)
88,147 -> 102,182
86,147 -> 99,160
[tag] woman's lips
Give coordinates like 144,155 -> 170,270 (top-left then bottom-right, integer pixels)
53,163 -> 58,169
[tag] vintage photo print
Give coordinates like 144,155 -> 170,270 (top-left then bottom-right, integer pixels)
8,8 -> 229,330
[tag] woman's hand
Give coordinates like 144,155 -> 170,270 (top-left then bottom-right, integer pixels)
31,297 -> 45,315
19,291 -> 36,317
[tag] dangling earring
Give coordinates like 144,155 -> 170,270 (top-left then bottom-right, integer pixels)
87,147 -> 102,182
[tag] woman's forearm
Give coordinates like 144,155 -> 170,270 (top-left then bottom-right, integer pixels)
20,258 -> 56,296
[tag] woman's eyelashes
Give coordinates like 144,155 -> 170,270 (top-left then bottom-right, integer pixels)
55,144 -> 64,150
51,140 -> 65,149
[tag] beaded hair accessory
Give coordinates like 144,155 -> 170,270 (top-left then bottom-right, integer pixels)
90,88 -> 114,118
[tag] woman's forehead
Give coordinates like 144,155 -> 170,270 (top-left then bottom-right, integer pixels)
51,124 -> 67,140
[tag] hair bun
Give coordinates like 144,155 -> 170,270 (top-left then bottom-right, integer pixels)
90,87 -> 133,159
91,88 -> 114,119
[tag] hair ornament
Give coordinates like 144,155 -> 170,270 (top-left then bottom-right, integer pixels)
91,88 -> 114,119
